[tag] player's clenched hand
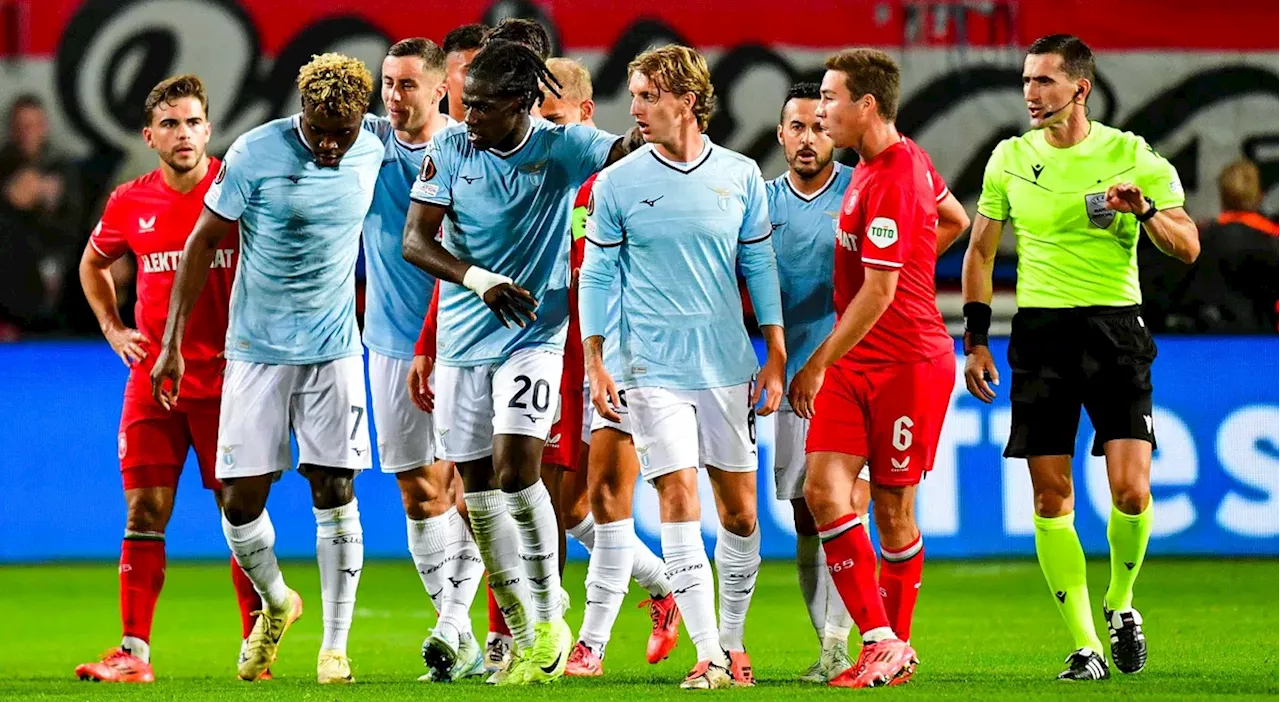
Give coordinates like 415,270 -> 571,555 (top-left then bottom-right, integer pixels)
105,325 -> 148,367
482,283 -> 539,328
587,362 -> 623,423
753,355 -> 785,417
407,354 -> 435,413
963,345 -> 1000,403
150,346 -> 184,411
788,362 -> 826,420
1105,182 -> 1147,214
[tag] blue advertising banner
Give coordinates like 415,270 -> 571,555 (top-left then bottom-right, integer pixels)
1,337 -> 1275,562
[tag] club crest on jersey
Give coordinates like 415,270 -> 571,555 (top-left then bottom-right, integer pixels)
520,160 -> 546,185
418,155 -> 436,182
708,186 -> 732,211
587,192 -> 595,216
844,189 -> 859,214
1084,192 -> 1114,229
214,161 -> 226,185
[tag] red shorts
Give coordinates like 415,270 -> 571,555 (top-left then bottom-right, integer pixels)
806,352 -> 955,486
118,394 -> 222,491
542,334 -> 585,471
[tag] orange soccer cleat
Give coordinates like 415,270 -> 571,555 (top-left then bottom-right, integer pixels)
829,639 -> 912,688
727,649 -> 755,687
75,648 -> 155,683
565,641 -> 603,677
640,594 -> 681,664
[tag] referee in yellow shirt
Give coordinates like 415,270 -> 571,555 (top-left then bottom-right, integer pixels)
960,34 -> 1199,682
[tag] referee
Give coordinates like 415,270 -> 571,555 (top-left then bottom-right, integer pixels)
960,34 -> 1199,682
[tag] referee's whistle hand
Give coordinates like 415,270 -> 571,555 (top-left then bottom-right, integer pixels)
1104,183 -> 1146,214
963,347 -> 999,404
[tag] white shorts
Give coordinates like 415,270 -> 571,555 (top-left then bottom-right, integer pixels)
583,383 -> 631,442
368,351 -> 434,473
216,356 -> 371,479
774,408 -> 870,500
434,348 -> 563,462
627,382 -> 757,483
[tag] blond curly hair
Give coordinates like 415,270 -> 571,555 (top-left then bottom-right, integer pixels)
297,53 -> 373,120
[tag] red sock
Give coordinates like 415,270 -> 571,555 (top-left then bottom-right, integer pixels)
880,535 -> 924,642
487,584 -> 510,637
230,555 -> 262,639
819,514 -> 890,640
120,536 -> 166,643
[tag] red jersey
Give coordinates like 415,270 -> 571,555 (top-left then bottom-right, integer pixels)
91,159 -> 238,401
834,137 -> 951,367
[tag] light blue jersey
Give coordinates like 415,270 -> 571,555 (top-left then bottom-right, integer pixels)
579,137 -> 783,391
765,164 -> 851,402
360,114 -> 454,360
206,114 -> 381,364
408,119 -> 616,367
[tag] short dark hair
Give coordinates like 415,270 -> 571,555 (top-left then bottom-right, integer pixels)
443,24 -> 490,54
1027,34 -> 1095,83
824,49 -> 900,122
779,81 -> 820,123
467,39 -> 561,113
143,74 -> 208,126
387,37 -> 446,75
486,18 -> 552,60
8,94 -> 43,126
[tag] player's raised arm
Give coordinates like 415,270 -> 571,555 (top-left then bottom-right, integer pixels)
736,168 -> 786,416
80,202 -> 147,367
578,178 -> 623,422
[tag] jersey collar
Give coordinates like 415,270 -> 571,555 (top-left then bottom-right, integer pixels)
649,135 -> 712,174
488,119 -> 535,158
785,162 -> 841,202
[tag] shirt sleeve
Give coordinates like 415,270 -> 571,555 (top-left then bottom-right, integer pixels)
927,156 -> 950,203
1133,137 -> 1186,211
409,135 -> 456,207
89,190 -> 129,260
204,140 -> 257,221
859,180 -> 913,270
737,167 -> 783,328
561,124 -> 618,186
975,142 -> 1009,221
362,113 -> 394,143
579,174 -> 623,341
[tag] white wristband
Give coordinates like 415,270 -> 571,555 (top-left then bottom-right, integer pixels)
462,266 -> 512,298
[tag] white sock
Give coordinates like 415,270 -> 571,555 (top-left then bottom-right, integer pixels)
715,523 -> 761,653
440,507 -> 485,640
632,533 -> 672,597
823,551 -> 854,646
796,534 -> 826,642
505,482 -> 561,623
407,511 -> 451,614
222,510 -> 291,612
315,498 -> 363,654
578,518 -> 636,650
121,636 -> 150,663
465,490 -> 534,648
661,522 -> 723,665
566,512 -> 596,551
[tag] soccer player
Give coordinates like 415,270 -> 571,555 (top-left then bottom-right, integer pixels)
790,48 -> 965,688
151,53 -> 384,684
961,34 -> 1199,681
443,24 -> 490,123
536,56 -> 679,678
401,40 -> 635,685
73,74 -> 259,684
765,81 -> 859,684
362,38 -> 486,681
580,44 -> 785,690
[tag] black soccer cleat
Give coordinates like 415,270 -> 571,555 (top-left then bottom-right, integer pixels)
1057,647 -> 1110,681
1104,607 -> 1148,674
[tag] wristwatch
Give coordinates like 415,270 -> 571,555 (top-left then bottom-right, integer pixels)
1136,196 -> 1158,223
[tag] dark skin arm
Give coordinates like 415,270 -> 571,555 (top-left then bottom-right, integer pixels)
604,127 -> 646,167
401,201 -> 538,328
150,207 -> 235,409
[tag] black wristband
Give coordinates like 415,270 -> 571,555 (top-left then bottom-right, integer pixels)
1136,196 -> 1158,223
963,301 -> 992,354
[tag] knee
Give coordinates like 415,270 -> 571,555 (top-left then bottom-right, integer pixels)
720,506 -> 757,537
656,479 -> 700,522
307,468 -> 355,510
1112,481 -> 1150,515
803,476 -> 843,523
220,496 -> 261,527
872,501 -> 915,541
125,493 -> 169,533
497,468 -> 533,494
1033,479 -> 1074,517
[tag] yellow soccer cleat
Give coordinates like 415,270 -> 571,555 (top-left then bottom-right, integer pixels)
512,619 -> 571,684
237,590 -> 303,682
317,649 -> 354,684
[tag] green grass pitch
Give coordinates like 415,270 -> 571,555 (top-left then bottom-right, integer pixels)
1,559 -> 1275,700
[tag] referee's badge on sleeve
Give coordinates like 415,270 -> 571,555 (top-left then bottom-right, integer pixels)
1085,192 -> 1114,229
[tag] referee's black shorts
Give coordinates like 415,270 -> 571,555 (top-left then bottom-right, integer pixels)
1003,305 -> 1157,458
